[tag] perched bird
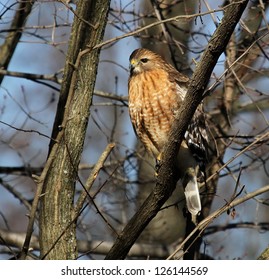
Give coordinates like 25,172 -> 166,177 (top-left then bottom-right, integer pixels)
128,48 -> 208,223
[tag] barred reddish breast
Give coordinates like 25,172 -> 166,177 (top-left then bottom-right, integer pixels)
129,67 -> 180,157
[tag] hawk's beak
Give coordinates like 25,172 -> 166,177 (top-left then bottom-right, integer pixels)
129,58 -> 139,71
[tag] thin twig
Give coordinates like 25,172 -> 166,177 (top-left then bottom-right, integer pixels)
75,143 -> 115,216
58,0 -> 99,29
0,179 -> 32,212
0,120 -> 53,140
93,5 -> 235,50
168,184 -> 269,259
0,69 -> 62,84
18,176 -> 43,259
204,131 -> 269,186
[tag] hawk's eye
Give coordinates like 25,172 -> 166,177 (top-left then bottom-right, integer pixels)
141,58 -> 149,63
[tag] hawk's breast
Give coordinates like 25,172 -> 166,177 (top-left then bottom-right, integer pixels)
128,68 -> 180,157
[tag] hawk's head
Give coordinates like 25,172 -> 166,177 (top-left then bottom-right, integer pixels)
129,48 -> 163,75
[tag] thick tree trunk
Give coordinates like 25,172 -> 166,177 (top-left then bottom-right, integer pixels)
39,0 -> 110,260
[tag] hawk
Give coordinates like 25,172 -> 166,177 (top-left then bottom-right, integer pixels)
128,48 -> 208,222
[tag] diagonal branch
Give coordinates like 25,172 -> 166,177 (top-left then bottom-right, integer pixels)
0,1 -> 33,85
74,143 -> 115,216
105,0 -> 250,260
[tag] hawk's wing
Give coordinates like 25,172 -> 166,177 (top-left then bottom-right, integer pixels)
169,68 -> 209,168
185,106 -> 209,170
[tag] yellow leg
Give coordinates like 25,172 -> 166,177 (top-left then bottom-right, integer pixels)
155,152 -> 162,177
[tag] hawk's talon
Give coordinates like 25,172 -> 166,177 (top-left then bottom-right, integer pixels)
155,160 -> 161,176
157,152 -> 162,162
155,153 -> 162,176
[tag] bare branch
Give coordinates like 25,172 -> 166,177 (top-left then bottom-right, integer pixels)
75,143 -> 115,215
0,229 -> 171,259
204,131 -> 269,186
0,1 -> 33,85
0,69 -> 62,84
93,5 -> 232,50
168,184 -> 269,259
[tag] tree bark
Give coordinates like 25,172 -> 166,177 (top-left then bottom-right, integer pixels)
39,0 -> 110,260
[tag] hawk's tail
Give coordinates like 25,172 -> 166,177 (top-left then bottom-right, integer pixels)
182,167 -> 201,224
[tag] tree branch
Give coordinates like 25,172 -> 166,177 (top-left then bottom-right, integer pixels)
0,229 -> 171,259
0,1 -> 33,85
258,246 -> 269,260
168,184 -> 269,259
38,0 -> 111,260
94,4 -> 238,50
74,143 -> 115,216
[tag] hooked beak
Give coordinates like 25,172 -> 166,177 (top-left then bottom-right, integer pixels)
129,58 -> 139,74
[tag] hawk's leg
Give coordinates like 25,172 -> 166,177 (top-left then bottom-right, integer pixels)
155,152 -> 162,176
